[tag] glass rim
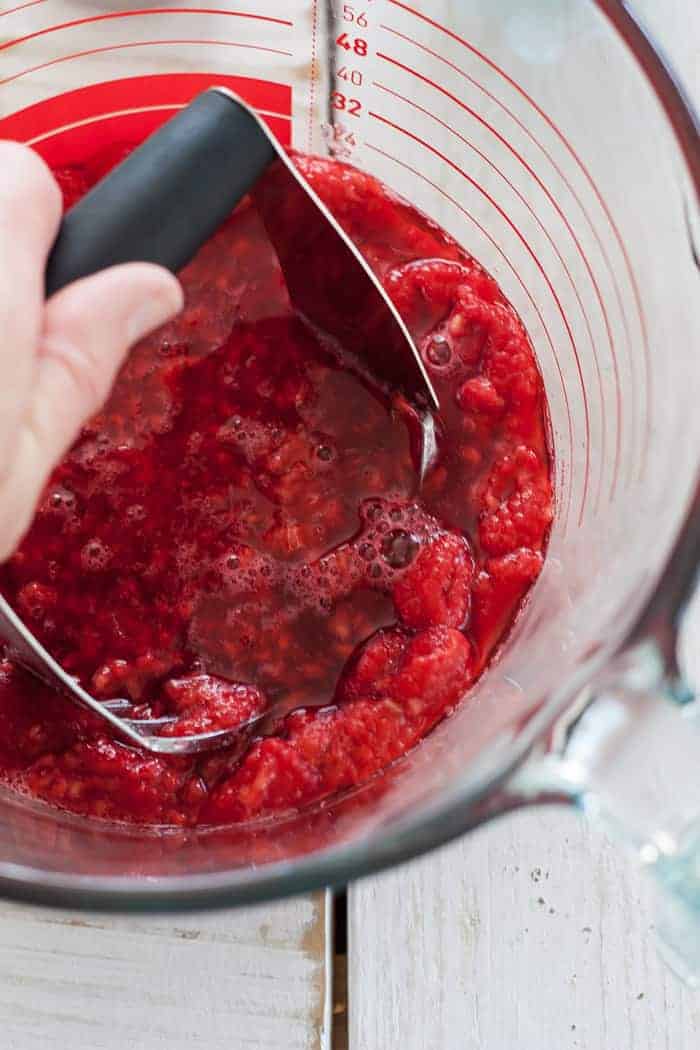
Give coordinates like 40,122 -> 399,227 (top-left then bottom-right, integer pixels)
1,0 -> 699,911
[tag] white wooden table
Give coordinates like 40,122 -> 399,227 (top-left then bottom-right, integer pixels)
0,3 -> 698,1049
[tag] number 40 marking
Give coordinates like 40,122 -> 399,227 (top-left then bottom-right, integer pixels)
337,65 -> 363,87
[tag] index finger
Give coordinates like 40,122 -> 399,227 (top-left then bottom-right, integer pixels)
0,142 -> 62,467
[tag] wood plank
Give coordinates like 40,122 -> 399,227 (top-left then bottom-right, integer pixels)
349,814 -> 700,1050
0,890 -> 331,1050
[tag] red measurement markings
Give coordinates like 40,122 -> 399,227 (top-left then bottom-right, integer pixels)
0,7 -> 293,53
0,39 -> 295,89
366,140 -> 574,529
0,73 -> 291,153
338,66 -> 363,87
380,23 -> 636,499
340,4 -> 368,28
370,110 -> 591,524
377,51 -> 620,508
326,122 -> 358,153
336,31 -> 368,56
330,4 -> 372,150
373,79 -> 608,513
23,107 -> 291,167
0,0 -> 47,16
331,91 -> 362,117
385,1 -> 649,495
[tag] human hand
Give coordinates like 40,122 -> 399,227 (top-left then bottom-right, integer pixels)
0,142 -> 183,562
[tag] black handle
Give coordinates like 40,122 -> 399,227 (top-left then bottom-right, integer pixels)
45,89 -> 276,297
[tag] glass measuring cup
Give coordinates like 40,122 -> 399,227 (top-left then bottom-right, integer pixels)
0,0 -> 698,979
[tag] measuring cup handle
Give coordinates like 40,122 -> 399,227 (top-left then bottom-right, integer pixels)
501,677 -> 700,985
45,89 -> 276,297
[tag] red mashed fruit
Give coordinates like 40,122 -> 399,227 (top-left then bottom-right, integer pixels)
0,146 -> 553,827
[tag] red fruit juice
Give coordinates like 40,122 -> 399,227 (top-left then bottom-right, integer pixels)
0,148 -> 553,826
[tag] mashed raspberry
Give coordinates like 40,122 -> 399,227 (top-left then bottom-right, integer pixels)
0,148 -> 552,826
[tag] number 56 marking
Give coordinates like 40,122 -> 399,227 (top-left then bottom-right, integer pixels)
342,3 -> 368,26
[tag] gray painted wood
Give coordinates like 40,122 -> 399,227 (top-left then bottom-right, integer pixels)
0,893 -> 331,1050
349,814 -> 700,1050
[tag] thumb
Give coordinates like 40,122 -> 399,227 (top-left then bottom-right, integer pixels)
0,263 -> 183,561
39,262 -> 184,447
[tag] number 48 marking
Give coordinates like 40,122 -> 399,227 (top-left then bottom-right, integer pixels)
336,32 -> 368,56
